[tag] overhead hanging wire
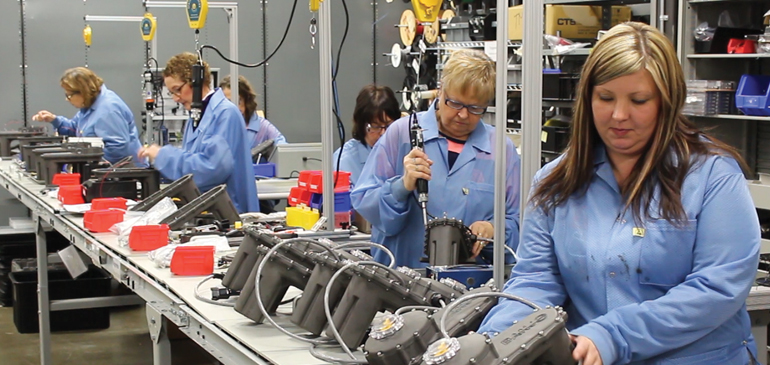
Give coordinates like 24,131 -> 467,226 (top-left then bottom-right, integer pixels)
198,0 -> 298,68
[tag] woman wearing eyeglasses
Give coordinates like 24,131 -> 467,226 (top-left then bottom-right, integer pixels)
138,52 -> 259,214
351,49 -> 521,268
31,67 -> 146,167
219,75 -> 287,152
332,84 -> 400,186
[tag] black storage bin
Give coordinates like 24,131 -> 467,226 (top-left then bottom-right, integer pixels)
0,231 -> 70,307
542,125 -> 570,153
543,73 -> 579,101
10,265 -> 111,333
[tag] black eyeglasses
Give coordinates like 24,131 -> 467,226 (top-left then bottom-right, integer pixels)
444,97 -> 487,115
166,82 -> 187,98
64,91 -> 80,100
367,123 -> 388,133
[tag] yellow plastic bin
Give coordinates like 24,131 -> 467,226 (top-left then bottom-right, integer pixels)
286,206 -> 320,230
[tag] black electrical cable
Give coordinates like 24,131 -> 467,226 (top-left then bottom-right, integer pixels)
198,0 -> 298,68
332,0 -> 349,82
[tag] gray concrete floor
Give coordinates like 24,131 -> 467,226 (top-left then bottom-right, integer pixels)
0,305 -> 220,365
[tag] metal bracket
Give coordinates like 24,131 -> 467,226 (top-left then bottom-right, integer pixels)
146,303 -> 165,343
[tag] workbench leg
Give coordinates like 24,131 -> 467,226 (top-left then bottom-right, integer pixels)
146,304 -> 172,365
750,310 -> 770,365
35,214 -> 52,365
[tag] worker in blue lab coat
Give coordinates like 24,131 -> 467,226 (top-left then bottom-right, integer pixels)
32,67 -> 146,167
219,75 -> 287,151
332,84 -> 401,187
138,53 -> 259,214
351,49 -> 520,268
478,23 -> 760,365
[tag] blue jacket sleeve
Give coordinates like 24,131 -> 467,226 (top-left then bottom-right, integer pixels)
93,110 -> 134,164
570,168 -> 760,364
51,115 -> 78,136
153,134 -> 235,190
266,122 -> 287,145
477,180 -> 569,334
351,125 -> 414,237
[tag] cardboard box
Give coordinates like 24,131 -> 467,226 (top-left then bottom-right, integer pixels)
508,5 -> 632,41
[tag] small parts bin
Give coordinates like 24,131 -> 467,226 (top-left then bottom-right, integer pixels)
309,190 -> 351,212
57,185 -> 85,205
298,170 -> 351,193
171,246 -> 215,276
736,74 -> 770,116
288,187 -> 312,207
91,197 -> 127,210
52,173 -> 81,187
286,206 -> 320,230
84,210 -> 124,233
253,162 -> 276,178
129,224 -> 170,251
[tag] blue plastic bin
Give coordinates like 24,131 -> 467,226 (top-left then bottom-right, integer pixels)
736,74 -> 770,116
253,162 -> 276,178
309,191 -> 351,212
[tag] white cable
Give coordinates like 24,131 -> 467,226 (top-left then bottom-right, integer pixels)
331,242 -> 396,268
438,292 -> 541,339
324,262 -> 366,359
194,275 -> 234,307
477,236 -> 520,262
254,238 -> 340,345
504,245 -> 519,263
394,305 -> 439,316
323,261 -> 406,359
309,344 -> 367,364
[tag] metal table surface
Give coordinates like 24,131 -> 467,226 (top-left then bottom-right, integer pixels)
0,160 -> 330,365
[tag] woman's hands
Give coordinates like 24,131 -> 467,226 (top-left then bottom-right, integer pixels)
31,110 -> 56,123
402,147 -> 433,191
469,221 -> 494,258
572,335 -> 603,365
138,144 -> 161,163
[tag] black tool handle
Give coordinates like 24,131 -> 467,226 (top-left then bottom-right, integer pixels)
191,63 -> 204,112
409,116 -> 429,198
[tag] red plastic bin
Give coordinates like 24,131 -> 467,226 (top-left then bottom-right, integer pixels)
128,224 -> 170,251
84,210 -> 125,233
52,173 -> 81,186
308,171 -> 350,194
297,171 -> 320,190
288,186 -> 312,207
170,246 -> 215,276
57,185 -> 84,205
335,211 -> 352,229
91,197 -> 127,210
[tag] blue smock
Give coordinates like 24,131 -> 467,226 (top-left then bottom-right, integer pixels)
246,112 -> 287,149
52,84 -> 146,167
351,102 -> 520,268
153,89 -> 259,214
478,144 -> 760,365
332,139 -> 371,187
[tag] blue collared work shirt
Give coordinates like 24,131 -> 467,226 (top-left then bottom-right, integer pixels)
351,102 -> 521,268
332,139 -> 371,187
52,84 -> 146,167
478,144 -> 760,365
153,88 -> 259,214
246,112 -> 287,150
